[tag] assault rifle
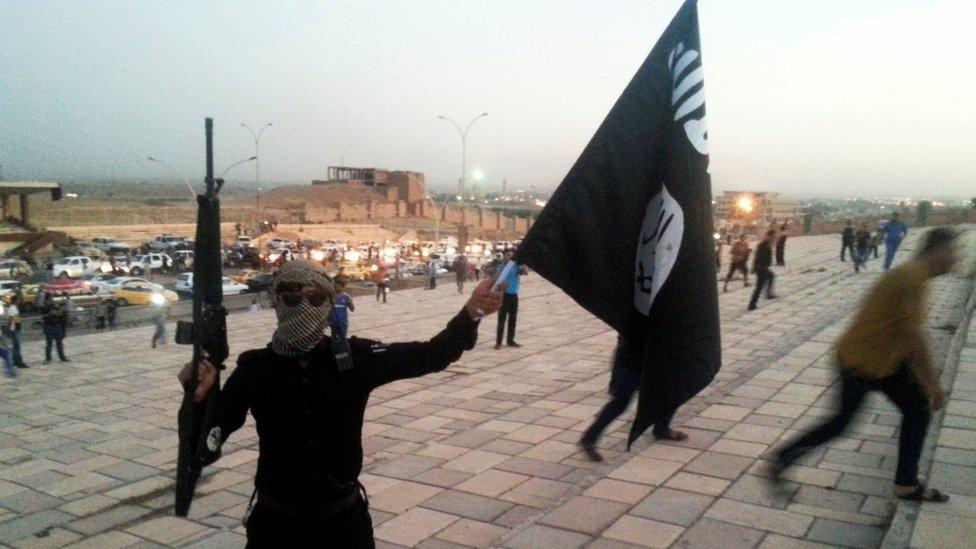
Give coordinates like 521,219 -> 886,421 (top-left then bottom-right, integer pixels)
175,118 -> 229,516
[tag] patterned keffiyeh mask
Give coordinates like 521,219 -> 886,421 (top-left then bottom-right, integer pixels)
269,261 -> 336,357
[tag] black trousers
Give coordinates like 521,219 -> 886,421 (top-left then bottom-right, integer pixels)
496,293 -> 519,345
748,268 -> 775,308
725,260 -> 748,285
580,361 -> 675,445
841,241 -> 854,261
775,246 -> 785,266
245,498 -> 374,548
375,283 -> 386,303
777,365 -> 929,487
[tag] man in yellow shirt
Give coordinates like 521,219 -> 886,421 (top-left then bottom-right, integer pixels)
772,228 -> 958,502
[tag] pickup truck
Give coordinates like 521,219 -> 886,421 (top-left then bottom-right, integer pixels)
51,256 -> 100,278
129,253 -> 173,275
147,235 -> 188,251
92,236 -> 133,254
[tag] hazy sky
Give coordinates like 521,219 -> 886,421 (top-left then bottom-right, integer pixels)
2,0 -> 974,197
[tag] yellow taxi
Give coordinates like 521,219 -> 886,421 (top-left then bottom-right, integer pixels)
111,281 -> 179,306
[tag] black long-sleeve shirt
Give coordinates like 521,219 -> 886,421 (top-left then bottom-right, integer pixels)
752,240 -> 773,272
214,309 -> 479,505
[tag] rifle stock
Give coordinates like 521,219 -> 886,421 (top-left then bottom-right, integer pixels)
176,118 -> 229,516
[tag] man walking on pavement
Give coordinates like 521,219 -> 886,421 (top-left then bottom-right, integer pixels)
579,335 -> 687,461
775,223 -> 789,266
723,235 -> 751,292
5,296 -> 28,369
748,230 -> 778,311
771,228 -> 958,503
495,250 -> 524,350
883,212 -> 909,270
854,222 -> 873,273
841,220 -> 855,261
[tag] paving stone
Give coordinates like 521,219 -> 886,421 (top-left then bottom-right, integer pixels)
454,469 -> 528,497
664,472 -> 730,496
758,534 -> 833,548
674,517 -> 765,548
375,507 -> 459,548
539,496 -> 630,535
724,474 -> 795,509
435,518 -> 507,548
607,456 -> 683,486
805,517 -> 885,547
423,490 -> 513,522
630,487 -> 713,526
684,451 -> 754,480
0,509 -> 74,544
125,516 -> 209,545
792,485 -> 863,512
583,478 -> 654,505
503,524 -> 591,549
603,515 -> 684,548
66,504 -> 151,536
370,481 -> 443,514
912,508 -> 976,548
705,500 -> 813,537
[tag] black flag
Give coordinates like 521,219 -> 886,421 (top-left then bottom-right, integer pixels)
515,0 -> 719,445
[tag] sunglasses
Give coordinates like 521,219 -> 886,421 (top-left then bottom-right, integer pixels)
275,282 -> 330,307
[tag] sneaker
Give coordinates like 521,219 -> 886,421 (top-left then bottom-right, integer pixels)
579,441 -> 603,462
747,304 -> 757,311
767,294 -> 778,299
507,342 -> 522,348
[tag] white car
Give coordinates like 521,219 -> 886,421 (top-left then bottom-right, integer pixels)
235,235 -> 252,247
0,280 -> 21,298
0,259 -> 31,278
129,253 -> 173,275
147,234 -> 187,251
174,273 -> 248,296
51,256 -> 98,278
267,238 -> 294,249
88,275 -> 162,295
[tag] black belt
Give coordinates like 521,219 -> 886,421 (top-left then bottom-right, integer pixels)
254,488 -> 363,519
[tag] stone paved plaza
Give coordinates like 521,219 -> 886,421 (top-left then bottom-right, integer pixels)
1,230 -> 974,548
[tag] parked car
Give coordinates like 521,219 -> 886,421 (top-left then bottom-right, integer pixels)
231,269 -> 261,284
147,234 -> 187,251
171,250 -> 195,269
92,236 -> 132,254
266,237 -> 294,249
246,273 -> 275,293
0,280 -> 22,300
234,235 -> 252,248
129,253 -> 173,275
86,275 -> 162,295
0,259 -> 32,279
109,281 -> 178,306
174,273 -> 248,296
224,247 -> 261,268
51,256 -> 99,278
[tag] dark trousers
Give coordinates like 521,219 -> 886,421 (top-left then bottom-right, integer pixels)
43,325 -> 67,361
775,246 -> 785,266
841,241 -> 854,261
245,498 -> 374,548
748,268 -> 775,308
581,381 -> 675,445
724,260 -> 748,287
496,293 -> 519,346
375,283 -> 387,303
10,330 -> 25,366
777,365 -> 929,486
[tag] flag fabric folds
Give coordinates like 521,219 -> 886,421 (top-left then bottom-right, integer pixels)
514,0 -> 720,444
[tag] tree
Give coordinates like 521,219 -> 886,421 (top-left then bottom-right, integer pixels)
916,200 -> 933,226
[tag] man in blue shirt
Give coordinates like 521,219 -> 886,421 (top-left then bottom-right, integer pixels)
495,250 -> 524,349
882,212 -> 909,271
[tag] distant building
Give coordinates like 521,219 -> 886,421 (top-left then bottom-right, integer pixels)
714,191 -> 800,226
313,166 -> 426,205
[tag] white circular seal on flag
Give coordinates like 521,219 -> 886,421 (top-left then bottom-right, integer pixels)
206,426 -> 221,453
634,185 -> 684,316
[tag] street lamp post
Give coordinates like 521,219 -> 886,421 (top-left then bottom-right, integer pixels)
241,122 -> 272,223
438,113 -> 488,199
147,156 -> 195,199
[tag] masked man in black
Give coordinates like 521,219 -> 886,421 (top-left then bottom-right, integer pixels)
179,260 -> 505,547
